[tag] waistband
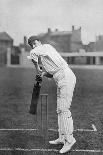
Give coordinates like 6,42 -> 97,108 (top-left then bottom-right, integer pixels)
53,64 -> 76,85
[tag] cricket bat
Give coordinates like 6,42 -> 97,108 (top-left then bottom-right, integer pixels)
29,69 -> 42,115
29,81 -> 41,115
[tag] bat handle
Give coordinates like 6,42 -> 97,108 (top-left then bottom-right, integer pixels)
39,66 -> 42,70
36,81 -> 41,86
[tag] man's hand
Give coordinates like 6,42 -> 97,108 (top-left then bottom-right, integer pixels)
41,72 -> 53,78
41,72 -> 46,77
35,74 -> 42,83
37,66 -> 42,75
31,59 -> 42,75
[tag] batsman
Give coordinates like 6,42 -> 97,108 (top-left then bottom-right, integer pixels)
27,36 -> 76,154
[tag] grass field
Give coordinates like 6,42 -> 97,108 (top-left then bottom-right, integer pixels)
0,67 -> 103,155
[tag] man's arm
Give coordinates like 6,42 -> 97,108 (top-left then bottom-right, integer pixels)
42,72 -> 53,78
32,59 -> 42,75
31,59 -> 53,78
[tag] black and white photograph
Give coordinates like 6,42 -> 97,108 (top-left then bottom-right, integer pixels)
0,0 -> 103,154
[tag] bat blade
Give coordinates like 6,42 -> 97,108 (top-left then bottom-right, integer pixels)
29,82 -> 41,115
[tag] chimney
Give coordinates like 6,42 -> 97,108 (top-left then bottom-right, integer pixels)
79,26 -> 81,30
55,28 -> 58,31
72,25 -> 75,31
98,35 -> 102,40
47,28 -> 51,34
24,36 -> 27,45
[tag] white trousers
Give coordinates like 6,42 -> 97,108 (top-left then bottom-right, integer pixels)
54,67 -> 76,143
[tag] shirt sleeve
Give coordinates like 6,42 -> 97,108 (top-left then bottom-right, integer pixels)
30,45 -> 47,62
30,49 -> 39,63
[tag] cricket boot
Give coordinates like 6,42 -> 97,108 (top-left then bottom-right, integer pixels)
49,138 -> 64,145
59,138 -> 76,153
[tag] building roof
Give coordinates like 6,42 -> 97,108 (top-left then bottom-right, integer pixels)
38,30 -> 72,37
50,31 -> 71,36
0,32 -> 13,41
38,33 -> 46,37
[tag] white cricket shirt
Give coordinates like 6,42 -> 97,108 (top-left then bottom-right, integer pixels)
30,44 -> 69,75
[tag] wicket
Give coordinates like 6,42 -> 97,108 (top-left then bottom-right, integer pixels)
36,94 -> 48,136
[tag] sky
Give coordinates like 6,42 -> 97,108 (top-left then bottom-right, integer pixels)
0,0 -> 103,45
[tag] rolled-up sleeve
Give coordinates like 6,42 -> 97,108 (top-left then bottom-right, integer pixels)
30,45 -> 47,63
30,49 -> 39,63
30,52 -> 38,62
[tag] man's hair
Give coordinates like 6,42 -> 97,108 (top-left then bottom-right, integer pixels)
28,36 -> 40,47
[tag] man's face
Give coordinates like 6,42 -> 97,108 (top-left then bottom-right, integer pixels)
32,40 -> 41,48
32,41 -> 36,48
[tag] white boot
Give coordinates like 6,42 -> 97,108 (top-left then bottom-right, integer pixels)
49,138 -> 64,145
59,138 -> 76,153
